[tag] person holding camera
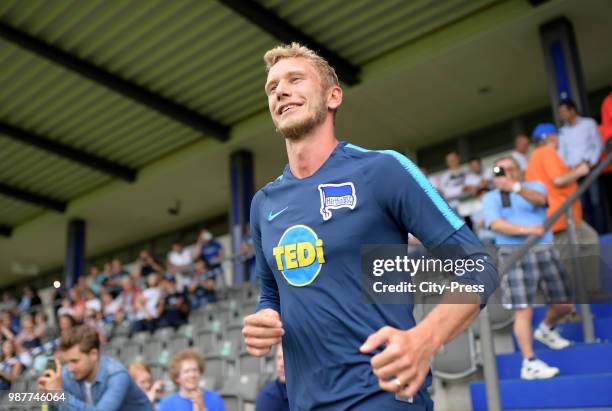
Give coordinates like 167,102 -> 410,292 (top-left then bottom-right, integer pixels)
37,325 -> 152,410
483,156 -> 572,380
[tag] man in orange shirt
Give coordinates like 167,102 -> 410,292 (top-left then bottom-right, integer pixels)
526,123 -> 600,293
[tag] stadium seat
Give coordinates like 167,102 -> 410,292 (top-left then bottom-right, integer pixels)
221,373 -> 261,411
432,328 -> 478,381
113,320 -> 132,338
203,355 -> 226,388
239,352 -> 265,375
154,326 -> 177,342
169,336 -> 190,355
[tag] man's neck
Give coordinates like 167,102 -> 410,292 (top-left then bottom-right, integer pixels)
285,122 -> 338,179
85,360 -> 100,383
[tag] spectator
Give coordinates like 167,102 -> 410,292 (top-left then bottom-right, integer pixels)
133,274 -> 162,334
168,242 -> 194,273
109,259 -> 130,294
464,156 -> 492,196
158,350 -> 225,411
101,290 -> 121,324
58,314 -> 75,337
157,275 -> 189,329
135,250 -> 164,281
128,363 -> 164,407
438,150 -> 467,207
484,155 -> 572,379
241,226 -> 256,282
86,266 -> 102,296
68,287 -> 86,323
256,344 -> 289,411
98,262 -> 112,288
511,133 -> 531,171
187,260 -> 216,309
526,123 -> 600,292
17,286 -> 42,312
195,230 -> 224,273
0,311 -> 18,339
57,298 -> 75,319
34,311 -> 49,340
15,313 -> 41,350
116,276 -> 142,323
84,288 -> 102,314
0,339 -> 23,391
37,325 -> 152,410
83,309 -> 109,344
558,100 -> 605,232
0,291 -> 17,313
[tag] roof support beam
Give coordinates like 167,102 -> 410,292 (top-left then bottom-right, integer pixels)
218,0 -> 360,85
0,22 -> 229,141
0,121 -> 137,182
0,225 -> 12,238
0,183 -> 67,212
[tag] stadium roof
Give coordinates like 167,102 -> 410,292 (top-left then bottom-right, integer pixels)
0,0 -> 611,286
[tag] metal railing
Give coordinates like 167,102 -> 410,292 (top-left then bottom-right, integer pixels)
481,140 -> 612,411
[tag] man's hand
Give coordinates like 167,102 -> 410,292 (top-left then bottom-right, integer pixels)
575,162 -> 590,177
525,223 -> 545,236
242,308 -> 284,357
360,324 -> 438,398
37,361 -> 62,392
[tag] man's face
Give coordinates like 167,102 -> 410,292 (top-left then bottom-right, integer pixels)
515,135 -> 530,153
64,346 -> 98,382
265,57 -> 329,140
493,159 -> 519,188
445,152 -> 460,169
559,105 -> 575,123
469,160 -> 482,174
177,359 -> 201,391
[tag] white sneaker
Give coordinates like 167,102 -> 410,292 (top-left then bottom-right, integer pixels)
521,358 -> 560,380
534,323 -> 571,349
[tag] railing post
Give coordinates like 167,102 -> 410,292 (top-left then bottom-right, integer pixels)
479,307 -> 502,411
565,210 -> 595,342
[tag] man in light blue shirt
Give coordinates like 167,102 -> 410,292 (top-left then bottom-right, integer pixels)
38,325 -> 152,410
483,155 -> 572,380
558,100 -> 605,233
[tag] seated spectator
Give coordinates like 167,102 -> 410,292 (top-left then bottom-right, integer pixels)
168,242 -> 194,273
129,363 -> 164,407
116,276 -> 142,323
109,259 -> 130,295
34,311 -> 49,340
187,259 -> 216,309
0,311 -> 18,340
195,230 -> 224,273
133,274 -> 162,334
0,291 -> 17,313
511,133 -> 531,172
256,344 -> 289,411
158,350 -> 225,411
135,250 -> 164,281
84,288 -> 102,314
86,266 -> 102,296
83,309 -> 109,344
241,226 -> 256,282
68,287 -> 86,323
98,261 -> 113,288
464,157 -> 492,196
157,274 -> 189,329
37,325 -> 152,410
438,150 -> 467,208
17,286 -> 42,312
57,297 -> 75,319
0,339 -> 23,391
484,155 -> 572,380
58,314 -> 76,337
15,313 -> 41,350
101,290 -> 121,323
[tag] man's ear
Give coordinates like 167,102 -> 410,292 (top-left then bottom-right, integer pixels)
327,85 -> 343,111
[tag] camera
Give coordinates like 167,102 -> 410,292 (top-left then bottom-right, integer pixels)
493,166 -> 505,177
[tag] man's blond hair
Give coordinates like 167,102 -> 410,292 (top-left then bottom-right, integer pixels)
264,42 -> 339,91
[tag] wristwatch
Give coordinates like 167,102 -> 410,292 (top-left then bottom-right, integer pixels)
512,182 -> 522,193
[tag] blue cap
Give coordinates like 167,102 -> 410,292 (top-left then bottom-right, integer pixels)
532,123 -> 557,141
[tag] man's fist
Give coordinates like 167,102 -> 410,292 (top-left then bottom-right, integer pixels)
242,308 -> 284,357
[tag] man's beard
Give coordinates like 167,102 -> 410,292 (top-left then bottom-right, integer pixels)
275,99 -> 327,141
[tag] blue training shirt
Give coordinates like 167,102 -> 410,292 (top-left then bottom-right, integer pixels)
251,141 -> 499,411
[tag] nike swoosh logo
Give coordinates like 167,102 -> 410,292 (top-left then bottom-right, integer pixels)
268,207 -> 288,221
